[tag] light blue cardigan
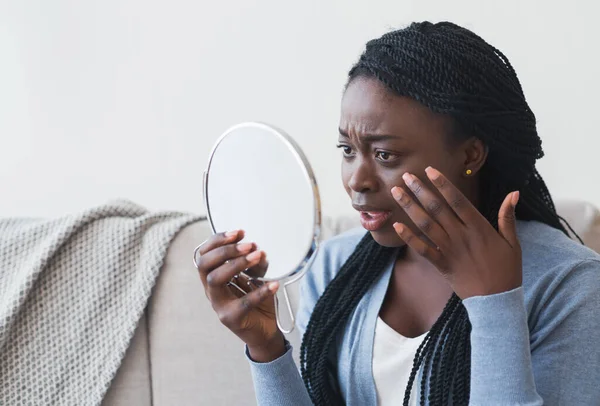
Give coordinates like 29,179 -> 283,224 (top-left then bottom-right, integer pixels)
247,221 -> 600,405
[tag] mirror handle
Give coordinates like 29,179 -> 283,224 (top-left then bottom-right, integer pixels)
274,284 -> 295,334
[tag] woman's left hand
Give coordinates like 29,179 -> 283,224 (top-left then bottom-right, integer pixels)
391,166 -> 522,299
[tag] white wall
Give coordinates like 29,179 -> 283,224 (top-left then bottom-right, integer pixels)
1,0 -> 599,219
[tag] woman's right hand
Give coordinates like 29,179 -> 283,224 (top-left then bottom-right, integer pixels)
196,229 -> 286,362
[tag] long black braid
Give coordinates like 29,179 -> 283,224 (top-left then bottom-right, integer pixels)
300,21 -> 580,405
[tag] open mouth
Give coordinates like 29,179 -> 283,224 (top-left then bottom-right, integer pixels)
359,211 -> 392,231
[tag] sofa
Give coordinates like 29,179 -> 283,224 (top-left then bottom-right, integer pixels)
101,199 -> 600,406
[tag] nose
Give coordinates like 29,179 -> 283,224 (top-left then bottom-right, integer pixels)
347,158 -> 378,194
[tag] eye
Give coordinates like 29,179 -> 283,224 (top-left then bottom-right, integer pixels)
375,150 -> 397,162
336,144 -> 354,157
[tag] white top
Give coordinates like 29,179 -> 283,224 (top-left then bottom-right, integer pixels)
372,317 -> 428,406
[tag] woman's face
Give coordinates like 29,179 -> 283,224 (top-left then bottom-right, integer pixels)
339,77 -> 479,247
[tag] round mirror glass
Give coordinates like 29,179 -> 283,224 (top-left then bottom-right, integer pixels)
203,122 -> 321,282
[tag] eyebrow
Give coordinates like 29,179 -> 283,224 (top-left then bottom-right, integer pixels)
338,128 -> 399,142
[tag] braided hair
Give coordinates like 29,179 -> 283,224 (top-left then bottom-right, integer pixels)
300,21 -> 578,405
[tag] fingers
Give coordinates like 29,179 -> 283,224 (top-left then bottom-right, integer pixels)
197,238 -> 254,286
236,281 -> 279,315
197,230 -> 244,257
391,182 -> 449,251
228,251 -> 268,297
227,276 -> 252,297
498,191 -> 520,248
218,282 -> 279,329
401,171 -> 462,235
206,251 -> 261,287
393,222 -> 447,272
228,273 -> 264,298
205,249 -> 263,303
424,167 -> 483,227
245,251 -> 269,279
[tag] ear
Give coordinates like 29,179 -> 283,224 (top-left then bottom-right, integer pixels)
462,137 -> 488,175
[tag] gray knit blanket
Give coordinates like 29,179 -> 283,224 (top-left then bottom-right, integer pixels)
0,200 -> 202,405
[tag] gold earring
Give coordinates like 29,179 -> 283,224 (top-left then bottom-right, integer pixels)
465,169 -> 472,176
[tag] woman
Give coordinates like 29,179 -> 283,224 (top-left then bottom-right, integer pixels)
196,22 -> 600,405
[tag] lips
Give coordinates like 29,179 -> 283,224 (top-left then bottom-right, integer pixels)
354,208 -> 392,232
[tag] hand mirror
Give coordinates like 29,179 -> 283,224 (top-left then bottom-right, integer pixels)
194,122 -> 322,333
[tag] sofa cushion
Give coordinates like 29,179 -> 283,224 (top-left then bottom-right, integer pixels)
147,220 -> 257,406
555,200 -> 600,252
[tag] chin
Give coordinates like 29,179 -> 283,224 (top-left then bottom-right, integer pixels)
369,228 -> 405,248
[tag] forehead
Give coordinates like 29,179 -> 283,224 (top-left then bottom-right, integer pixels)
340,77 -> 451,141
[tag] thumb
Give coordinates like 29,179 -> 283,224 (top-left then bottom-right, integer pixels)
498,191 -> 520,247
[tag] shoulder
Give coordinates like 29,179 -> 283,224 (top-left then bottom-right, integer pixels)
518,220 -> 600,281
517,220 -> 600,325
518,220 -> 599,262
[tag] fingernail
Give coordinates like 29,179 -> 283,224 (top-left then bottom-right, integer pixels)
393,222 -> 404,233
425,166 -> 438,178
512,191 -> 520,206
267,282 -> 279,293
402,172 -> 414,183
237,242 -> 254,253
391,186 -> 403,200
226,230 -> 238,238
246,250 -> 262,262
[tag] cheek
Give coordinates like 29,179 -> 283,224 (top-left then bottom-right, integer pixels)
341,162 -> 352,195
401,152 -> 461,188
426,150 -> 463,181
380,170 -> 405,191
